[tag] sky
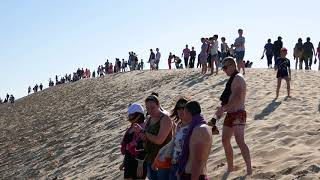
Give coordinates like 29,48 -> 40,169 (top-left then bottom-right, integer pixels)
0,0 -> 320,99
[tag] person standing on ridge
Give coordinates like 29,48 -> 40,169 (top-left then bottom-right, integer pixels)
156,48 -> 161,70
261,39 -> 274,68
273,36 -> 283,64
233,29 -> 246,74
182,45 -> 191,69
302,37 -> 316,70
293,38 -> 303,70
189,47 -> 196,68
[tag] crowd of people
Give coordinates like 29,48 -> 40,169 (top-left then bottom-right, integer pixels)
26,54 -> 145,96
118,29 -> 299,180
0,94 -> 15,104
164,29 -> 250,76
9,27 -> 317,106
2,26 -> 314,179
120,57 -> 252,180
261,36 -> 320,70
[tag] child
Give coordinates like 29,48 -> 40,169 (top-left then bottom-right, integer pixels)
275,48 -> 291,99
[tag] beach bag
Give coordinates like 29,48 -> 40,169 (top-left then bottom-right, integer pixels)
152,139 -> 174,169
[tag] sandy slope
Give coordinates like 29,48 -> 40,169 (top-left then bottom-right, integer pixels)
0,69 -> 319,180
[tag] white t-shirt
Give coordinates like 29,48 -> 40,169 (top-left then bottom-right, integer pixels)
210,40 -> 219,55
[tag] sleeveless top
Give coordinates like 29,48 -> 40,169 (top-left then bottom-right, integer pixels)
220,72 -> 239,106
172,124 -> 190,162
144,113 -> 172,162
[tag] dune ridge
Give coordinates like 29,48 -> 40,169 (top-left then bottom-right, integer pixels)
0,69 -> 319,179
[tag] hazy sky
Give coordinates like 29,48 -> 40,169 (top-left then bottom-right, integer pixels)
1,0 -> 319,99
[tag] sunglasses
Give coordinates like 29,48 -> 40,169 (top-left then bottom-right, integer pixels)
176,106 -> 185,110
222,64 -> 230,70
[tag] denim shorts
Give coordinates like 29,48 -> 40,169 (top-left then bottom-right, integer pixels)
235,51 -> 245,62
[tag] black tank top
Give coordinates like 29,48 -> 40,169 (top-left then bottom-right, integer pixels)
220,71 -> 239,106
144,113 -> 172,162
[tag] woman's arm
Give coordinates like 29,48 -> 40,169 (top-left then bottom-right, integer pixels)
146,116 -> 173,145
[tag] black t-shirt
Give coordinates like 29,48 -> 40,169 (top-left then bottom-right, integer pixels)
303,42 -> 314,55
190,50 -> 196,58
276,58 -> 290,78
295,42 -> 303,51
150,52 -> 155,60
273,40 -> 283,55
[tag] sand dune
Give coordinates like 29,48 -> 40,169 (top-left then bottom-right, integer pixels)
0,69 -> 319,179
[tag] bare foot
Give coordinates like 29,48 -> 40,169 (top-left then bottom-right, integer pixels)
227,165 -> 240,172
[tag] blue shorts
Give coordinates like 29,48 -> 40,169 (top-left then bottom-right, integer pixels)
235,51 -> 245,62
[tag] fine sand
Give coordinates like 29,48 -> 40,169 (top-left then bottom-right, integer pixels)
0,68 -> 319,179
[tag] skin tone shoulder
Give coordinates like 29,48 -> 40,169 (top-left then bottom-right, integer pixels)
186,124 -> 212,180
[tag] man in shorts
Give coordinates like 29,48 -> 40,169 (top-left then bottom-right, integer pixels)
234,29 -> 246,74
215,57 -> 252,175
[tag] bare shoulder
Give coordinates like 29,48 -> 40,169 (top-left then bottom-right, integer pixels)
161,114 -> 173,126
191,124 -> 212,143
232,74 -> 246,88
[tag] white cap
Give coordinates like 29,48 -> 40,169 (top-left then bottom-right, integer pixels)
128,103 -> 144,115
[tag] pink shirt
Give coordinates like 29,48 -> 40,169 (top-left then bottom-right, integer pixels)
183,48 -> 190,58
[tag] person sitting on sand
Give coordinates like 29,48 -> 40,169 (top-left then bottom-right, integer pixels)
177,101 -> 212,180
133,95 -> 173,180
275,48 -> 291,99
120,103 -> 147,180
9,95 -> 15,103
215,57 -> 252,175
173,55 -> 183,69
